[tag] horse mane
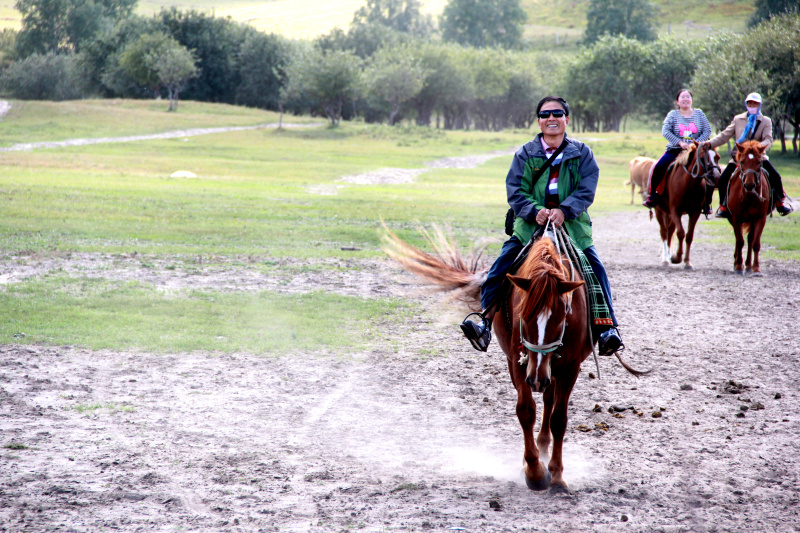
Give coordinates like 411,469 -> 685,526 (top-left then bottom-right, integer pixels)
736,140 -> 763,163
514,238 -> 568,319
674,144 -> 697,167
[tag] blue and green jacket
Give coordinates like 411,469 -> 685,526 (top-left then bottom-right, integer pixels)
507,134 -> 598,250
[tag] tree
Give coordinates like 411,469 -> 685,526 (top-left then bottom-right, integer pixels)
284,48 -> 363,125
440,0 -> 527,49
235,32 -> 292,110
367,44 -> 427,125
150,44 -> 198,111
15,0 -> 137,56
352,0 -> 433,36
583,0 -> 657,45
0,51 -> 88,99
632,37 -> 698,119
116,31 -> 174,96
748,0 -> 800,28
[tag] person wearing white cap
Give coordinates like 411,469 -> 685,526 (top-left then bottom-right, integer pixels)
705,92 -> 793,217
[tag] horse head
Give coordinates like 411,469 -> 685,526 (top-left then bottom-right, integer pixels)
735,141 -> 767,195
694,141 -> 721,185
507,238 -> 583,393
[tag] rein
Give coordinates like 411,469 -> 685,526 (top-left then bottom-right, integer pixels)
737,159 -> 767,203
687,146 -> 719,185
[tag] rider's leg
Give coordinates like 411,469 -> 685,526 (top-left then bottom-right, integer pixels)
763,160 -> 793,216
715,162 -> 736,218
643,149 -> 680,208
582,245 -> 623,355
461,235 -> 523,351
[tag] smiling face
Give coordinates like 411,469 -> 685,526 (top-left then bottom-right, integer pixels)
676,90 -> 693,110
538,101 -> 569,142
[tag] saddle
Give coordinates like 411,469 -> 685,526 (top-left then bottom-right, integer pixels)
497,228 -> 613,337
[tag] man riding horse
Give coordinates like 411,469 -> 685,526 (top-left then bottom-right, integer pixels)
460,96 -> 623,357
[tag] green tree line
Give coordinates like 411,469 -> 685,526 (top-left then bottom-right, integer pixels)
0,0 -> 797,155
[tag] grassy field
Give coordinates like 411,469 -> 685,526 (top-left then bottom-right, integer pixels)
1,100 -> 797,354
0,0 -> 753,41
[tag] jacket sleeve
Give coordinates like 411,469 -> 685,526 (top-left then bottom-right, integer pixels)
559,144 -> 599,220
662,111 -> 681,146
709,118 -> 735,148
758,116 -> 773,152
506,146 -> 537,222
696,110 -> 712,142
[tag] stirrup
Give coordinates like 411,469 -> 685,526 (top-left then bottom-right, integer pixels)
460,312 -> 492,352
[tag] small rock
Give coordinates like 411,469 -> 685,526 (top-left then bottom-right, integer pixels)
489,498 -> 503,511
739,405 -> 749,411
651,411 -> 662,418
774,393 -> 782,399
588,372 -> 596,379
621,514 -> 629,522
592,404 -> 602,412
735,412 -> 746,418
680,384 -> 693,391
751,402 -> 765,410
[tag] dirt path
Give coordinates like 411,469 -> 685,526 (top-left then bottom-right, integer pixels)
2,206 -> 799,532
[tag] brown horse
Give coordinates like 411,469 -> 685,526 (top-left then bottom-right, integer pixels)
653,142 -> 720,269
626,156 -> 655,204
726,141 -> 771,276
382,225 -> 645,492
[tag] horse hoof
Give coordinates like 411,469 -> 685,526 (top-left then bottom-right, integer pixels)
670,256 -> 681,265
684,263 -> 694,271
524,465 -> 551,491
661,260 -> 669,267
751,271 -> 763,277
734,269 -> 745,276
548,482 -> 571,495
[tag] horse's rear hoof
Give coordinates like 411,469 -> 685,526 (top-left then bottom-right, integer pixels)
751,271 -> 764,277
734,269 -> 745,276
525,465 -> 551,491
670,255 -> 681,264
683,263 -> 694,271
548,482 -> 571,495
661,260 -> 669,267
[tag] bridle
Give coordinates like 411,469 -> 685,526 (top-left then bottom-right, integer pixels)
688,145 -> 720,186
736,154 -> 767,202
517,220 -> 573,362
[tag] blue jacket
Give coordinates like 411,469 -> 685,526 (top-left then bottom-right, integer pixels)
507,134 -> 599,250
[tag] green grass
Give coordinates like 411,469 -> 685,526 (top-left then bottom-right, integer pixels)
0,100 -> 797,355
1,276 -> 417,353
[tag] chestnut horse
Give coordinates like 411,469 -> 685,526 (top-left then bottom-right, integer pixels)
726,141 -> 771,275
652,142 -> 720,269
382,225 -> 645,491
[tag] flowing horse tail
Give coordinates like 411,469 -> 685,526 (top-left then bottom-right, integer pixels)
380,221 -> 487,311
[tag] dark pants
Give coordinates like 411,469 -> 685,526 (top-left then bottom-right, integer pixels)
480,235 -> 618,327
649,148 -> 682,196
717,160 -> 786,205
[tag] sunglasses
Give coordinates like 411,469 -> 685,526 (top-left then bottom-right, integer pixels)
538,109 -> 566,119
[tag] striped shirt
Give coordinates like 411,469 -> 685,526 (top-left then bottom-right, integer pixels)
541,138 -> 564,208
662,109 -> 712,150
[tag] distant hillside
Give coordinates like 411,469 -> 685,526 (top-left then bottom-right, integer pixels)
0,0 -> 754,41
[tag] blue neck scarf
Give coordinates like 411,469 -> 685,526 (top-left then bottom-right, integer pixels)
737,113 -> 758,143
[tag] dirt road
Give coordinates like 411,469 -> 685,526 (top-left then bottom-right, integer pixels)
1,208 -> 799,533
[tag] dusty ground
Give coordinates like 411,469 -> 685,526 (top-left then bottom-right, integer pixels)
2,206 -> 799,533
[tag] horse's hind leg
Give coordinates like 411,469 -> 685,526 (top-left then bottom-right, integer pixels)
670,211 -> 685,264
516,384 -> 550,490
682,212 -> 700,270
733,224 -> 745,274
749,219 -> 766,276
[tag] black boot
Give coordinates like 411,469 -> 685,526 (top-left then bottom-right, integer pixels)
777,198 -> 793,216
460,313 -> 492,352
598,327 -> 623,356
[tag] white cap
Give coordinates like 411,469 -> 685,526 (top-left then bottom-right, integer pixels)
745,92 -> 762,104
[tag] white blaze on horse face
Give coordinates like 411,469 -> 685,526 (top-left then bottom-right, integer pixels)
535,309 -> 551,374
749,154 -> 754,159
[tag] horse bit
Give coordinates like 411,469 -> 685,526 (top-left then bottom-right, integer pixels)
688,145 -> 720,186
518,220 -> 574,365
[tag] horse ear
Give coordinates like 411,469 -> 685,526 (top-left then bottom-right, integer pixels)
735,142 -> 745,152
557,279 -> 585,295
507,274 -> 533,291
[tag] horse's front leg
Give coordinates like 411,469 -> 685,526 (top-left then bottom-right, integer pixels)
732,222 -> 745,274
682,211 -> 701,270
547,370 -> 579,492
749,218 -> 766,276
536,381 -> 555,461
670,211 -> 685,264
515,383 -> 550,490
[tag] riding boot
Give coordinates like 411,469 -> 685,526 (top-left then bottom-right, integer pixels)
460,312 -> 492,352
702,186 -> 714,217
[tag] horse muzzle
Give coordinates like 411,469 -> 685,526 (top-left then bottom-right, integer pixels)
526,375 -> 550,392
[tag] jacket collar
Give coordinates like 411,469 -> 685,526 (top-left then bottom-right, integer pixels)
529,133 -> 579,159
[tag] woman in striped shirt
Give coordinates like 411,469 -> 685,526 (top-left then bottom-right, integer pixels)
643,89 -> 712,211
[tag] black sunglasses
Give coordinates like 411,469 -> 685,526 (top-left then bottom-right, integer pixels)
538,109 -> 566,119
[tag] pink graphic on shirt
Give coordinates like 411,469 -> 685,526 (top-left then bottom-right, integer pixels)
679,123 -> 697,139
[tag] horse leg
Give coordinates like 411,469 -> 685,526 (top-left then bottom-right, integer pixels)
656,211 -> 670,266
516,383 -> 550,490
536,382 -> 555,461
547,371 -> 579,492
682,212 -> 700,271
670,211 -> 685,264
733,223 -> 745,274
749,219 -> 766,276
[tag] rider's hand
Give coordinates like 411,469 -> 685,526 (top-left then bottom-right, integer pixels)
678,141 -> 690,150
549,208 -> 565,228
535,208 -> 550,225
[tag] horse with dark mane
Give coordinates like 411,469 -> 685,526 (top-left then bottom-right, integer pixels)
653,141 -> 720,269
382,224 -> 646,492
726,140 -> 771,275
